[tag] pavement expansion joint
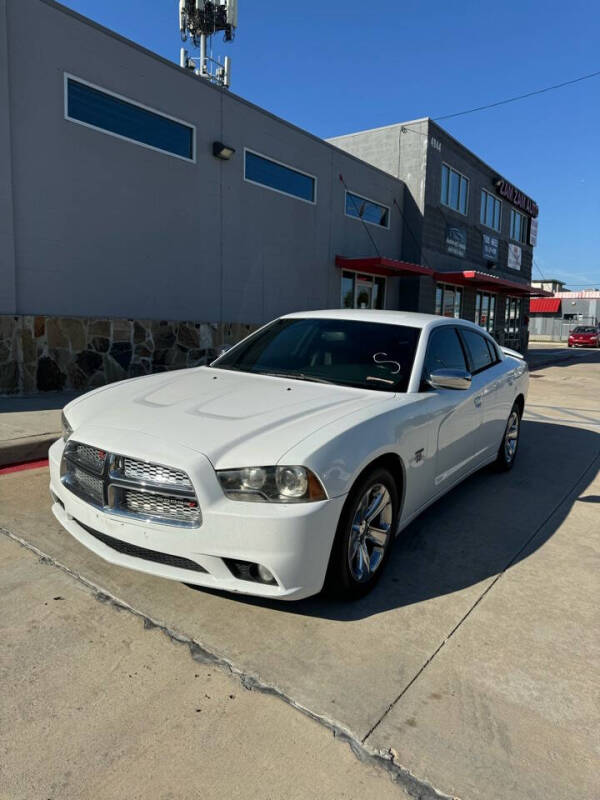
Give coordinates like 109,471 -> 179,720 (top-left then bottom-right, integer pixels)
1,524 -> 456,800
362,449 -> 600,746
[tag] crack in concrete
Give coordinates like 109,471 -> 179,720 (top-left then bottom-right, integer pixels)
1,526 -> 455,800
361,449 -> 600,746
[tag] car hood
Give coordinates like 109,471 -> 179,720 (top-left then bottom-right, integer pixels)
65,367 -> 394,468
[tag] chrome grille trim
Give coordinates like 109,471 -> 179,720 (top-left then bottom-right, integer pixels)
68,464 -> 104,505
70,443 -> 106,474
122,490 -> 201,525
60,441 -> 201,528
121,458 -> 192,488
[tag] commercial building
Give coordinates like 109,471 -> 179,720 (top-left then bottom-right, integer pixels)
0,0 -> 415,394
531,278 -> 566,294
329,119 -> 543,350
529,291 -> 600,341
1,0 -> 543,394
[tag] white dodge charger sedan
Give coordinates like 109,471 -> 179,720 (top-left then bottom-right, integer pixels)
50,310 -> 528,601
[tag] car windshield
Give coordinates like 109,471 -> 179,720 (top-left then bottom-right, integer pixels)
572,326 -> 596,333
213,318 -> 421,392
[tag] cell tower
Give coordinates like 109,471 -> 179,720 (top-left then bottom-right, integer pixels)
179,1 -> 238,89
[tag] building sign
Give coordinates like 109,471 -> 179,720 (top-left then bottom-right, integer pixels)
446,225 -> 467,257
495,179 -> 539,218
482,233 -> 498,261
507,243 -> 522,271
529,217 -> 538,247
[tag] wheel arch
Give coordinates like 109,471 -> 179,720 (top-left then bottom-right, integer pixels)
514,393 -> 525,417
348,452 -> 406,518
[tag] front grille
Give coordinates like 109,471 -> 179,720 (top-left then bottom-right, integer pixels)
69,465 -> 104,505
123,490 -> 201,525
72,443 -> 106,474
61,440 -> 201,527
122,458 -> 192,488
77,520 -> 207,572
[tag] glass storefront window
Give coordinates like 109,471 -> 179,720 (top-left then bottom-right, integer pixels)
436,284 -> 463,318
372,276 -> 386,309
476,291 -> 497,333
341,270 -> 386,310
341,273 -> 354,308
481,294 -> 490,329
505,297 -> 521,336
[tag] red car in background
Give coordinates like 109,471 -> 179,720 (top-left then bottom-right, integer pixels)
568,326 -> 600,348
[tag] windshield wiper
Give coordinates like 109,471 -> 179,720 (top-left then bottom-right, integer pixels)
261,371 -> 335,385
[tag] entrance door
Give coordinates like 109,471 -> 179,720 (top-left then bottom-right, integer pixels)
355,279 -> 373,309
341,270 -> 386,309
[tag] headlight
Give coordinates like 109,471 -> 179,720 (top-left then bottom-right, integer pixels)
61,411 -> 73,442
217,466 -> 327,503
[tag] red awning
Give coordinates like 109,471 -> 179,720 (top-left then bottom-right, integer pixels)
335,258 -> 552,297
530,298 -> 561,313
335,256 -> 434,278
436,270 -> 553,297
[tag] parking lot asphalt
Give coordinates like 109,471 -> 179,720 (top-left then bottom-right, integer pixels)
1,352 -> 599,799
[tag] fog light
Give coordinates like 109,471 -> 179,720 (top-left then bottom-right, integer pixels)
257,564 -> 275,584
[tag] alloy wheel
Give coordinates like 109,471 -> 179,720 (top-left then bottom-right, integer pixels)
504,411 -> 520,463
347,483 -> 393,582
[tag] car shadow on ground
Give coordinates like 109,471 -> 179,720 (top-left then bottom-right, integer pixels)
187,420 -> 599,620
528,348 -> 600,371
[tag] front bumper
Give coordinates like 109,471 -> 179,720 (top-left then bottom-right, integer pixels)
49,437 -> 345,600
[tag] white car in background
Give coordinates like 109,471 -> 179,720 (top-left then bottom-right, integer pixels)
50,310 -> 528,601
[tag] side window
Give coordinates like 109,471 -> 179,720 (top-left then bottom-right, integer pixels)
423,327 -> 467,380
485,338 -> 500,363
460,329 -> 494,373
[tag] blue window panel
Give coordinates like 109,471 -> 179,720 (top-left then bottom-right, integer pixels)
441,164 -> 449,205
441,164 -> 469,215
345,192 -> 389,227
67,79 -> 194,160
245,151 -> 315,202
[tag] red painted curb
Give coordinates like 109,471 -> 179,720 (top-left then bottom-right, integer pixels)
0,459 -> 49,475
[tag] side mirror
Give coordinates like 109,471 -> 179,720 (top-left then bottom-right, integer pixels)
427,368 -> 472,390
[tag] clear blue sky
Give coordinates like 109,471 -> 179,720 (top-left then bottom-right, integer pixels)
60,0 -> 600,288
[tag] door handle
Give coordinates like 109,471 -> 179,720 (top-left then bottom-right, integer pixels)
474,395 -> 482,407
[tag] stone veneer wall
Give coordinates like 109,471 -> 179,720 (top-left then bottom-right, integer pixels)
0,315 -> 257,395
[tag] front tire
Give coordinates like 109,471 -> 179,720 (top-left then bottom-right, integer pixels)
496,403 -> 521,471
324,467 -> 398,600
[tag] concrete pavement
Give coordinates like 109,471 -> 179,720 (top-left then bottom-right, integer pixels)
0,535 -> 410,800
1,353 -> 599,799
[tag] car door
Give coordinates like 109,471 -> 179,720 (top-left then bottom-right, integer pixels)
459,328 -> 512,458
422,326 -> 485,496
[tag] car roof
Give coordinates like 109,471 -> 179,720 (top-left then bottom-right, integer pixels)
282,309 -> 483,332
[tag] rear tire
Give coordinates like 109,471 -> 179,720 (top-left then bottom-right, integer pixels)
496,403 -> 521,472
324,467 -> 398,600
